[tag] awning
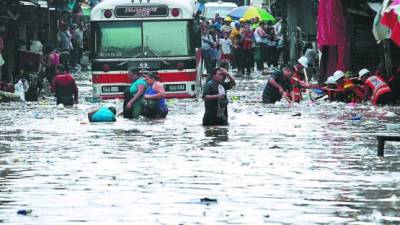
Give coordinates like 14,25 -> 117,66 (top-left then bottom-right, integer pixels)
20,0 -> 48,8
19,1 -> 36,6
38,0 -> 48,8
368,2 -> 382,13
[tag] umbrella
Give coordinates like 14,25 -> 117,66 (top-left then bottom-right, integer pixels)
381,0 -> 400,46
228,6 -> 275,23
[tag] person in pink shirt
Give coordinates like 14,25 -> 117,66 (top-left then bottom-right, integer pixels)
46,46 -> 60,83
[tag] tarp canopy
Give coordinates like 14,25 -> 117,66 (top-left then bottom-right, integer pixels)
381,0 -> 400,46
317,0 -> 349,83
317,0 -> 347,47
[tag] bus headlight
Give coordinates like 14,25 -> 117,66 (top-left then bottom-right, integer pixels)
104,10 -> 113,18
171,8 -> 180,17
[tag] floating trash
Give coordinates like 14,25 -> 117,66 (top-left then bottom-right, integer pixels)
32,112 -> 42,119
384,112 -> 397,118
292,112 -> 301,117
85,96 -> 102,103
200,197 -> 217,204
17,209 -> 32,215
231,96 -> 240,101
351,115 -> 362,120
269,145 -> 281,149
386,123 -> 400,130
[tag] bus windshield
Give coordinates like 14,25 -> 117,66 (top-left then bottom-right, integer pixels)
93,20 -> 194,58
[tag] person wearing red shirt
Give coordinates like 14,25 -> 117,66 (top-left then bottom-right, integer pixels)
290,57 -> 308,102
359,69 -> 394,105
240,23 -> 254,76
51,65 -> 78,106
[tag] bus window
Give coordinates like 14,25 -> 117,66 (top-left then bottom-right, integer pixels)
142,21 -> 193,57
95,21 -> 142,58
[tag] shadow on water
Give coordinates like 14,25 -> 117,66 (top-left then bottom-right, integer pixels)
203,127 -> 229,146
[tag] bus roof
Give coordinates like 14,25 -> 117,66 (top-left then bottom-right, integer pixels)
91,0 -> 196,21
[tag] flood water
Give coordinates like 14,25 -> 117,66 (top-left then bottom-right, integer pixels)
1,71 -> 400,225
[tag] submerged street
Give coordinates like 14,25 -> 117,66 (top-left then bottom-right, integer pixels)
1,72 -> 400,224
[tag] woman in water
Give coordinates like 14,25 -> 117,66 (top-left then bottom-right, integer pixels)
123,68 -> 147,119
142,72 -> 168,118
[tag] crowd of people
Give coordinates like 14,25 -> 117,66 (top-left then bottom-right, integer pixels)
201,15 -> 282,78
4,55 -> 398,126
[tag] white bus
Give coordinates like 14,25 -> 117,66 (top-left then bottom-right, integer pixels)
90,0 -> 202,99
201,1 -> 238,20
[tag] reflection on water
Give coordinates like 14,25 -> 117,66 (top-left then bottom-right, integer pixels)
204,127 -> 229,146
0,72 -> 400,224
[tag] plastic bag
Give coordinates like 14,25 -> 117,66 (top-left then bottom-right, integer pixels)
0,53 -> 4,66
14,81 -> 25,101
14,79 -> 29,101
80,52 -> 89,65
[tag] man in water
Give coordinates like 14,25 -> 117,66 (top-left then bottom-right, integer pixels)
51,64 -> 78,106
202,67 -> 232,126
262,66 -> 295,104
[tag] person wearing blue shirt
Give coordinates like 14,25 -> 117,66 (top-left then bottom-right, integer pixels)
143,72 -> 168,118
88,106 -> 117,122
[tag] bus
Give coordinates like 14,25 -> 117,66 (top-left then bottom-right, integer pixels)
90,0 -> 202,99
200,1 -> 238,21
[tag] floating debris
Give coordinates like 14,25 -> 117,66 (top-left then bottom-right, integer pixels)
200,197 -> 218,204
17,209 -> 32,215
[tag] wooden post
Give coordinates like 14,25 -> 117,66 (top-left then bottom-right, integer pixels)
377,136 -> 385,157
377,136 -> 400,157
281,0 -> 289,64
383,39 -> 392,78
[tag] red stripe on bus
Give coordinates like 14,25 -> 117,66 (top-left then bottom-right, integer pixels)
92,74 -> 130,84
159,72 -> 196,82
101,94 -> 125,100
100,93 -> 195,100
92,72 -> 196,84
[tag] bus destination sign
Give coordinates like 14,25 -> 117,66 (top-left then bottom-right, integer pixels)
115,6 -> 168,18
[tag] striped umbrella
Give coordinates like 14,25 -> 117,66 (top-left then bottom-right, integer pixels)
228,6 -> 275,23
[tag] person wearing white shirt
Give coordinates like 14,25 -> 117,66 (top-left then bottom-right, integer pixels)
219,33 -> 233,67
254,21 -> 267,71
